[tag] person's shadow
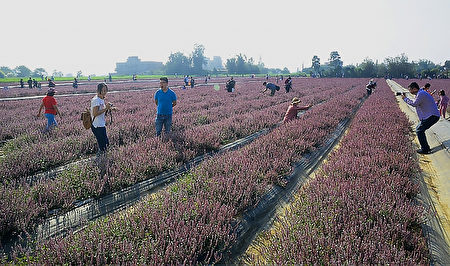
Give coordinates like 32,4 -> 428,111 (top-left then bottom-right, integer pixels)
430,145 -> 446,154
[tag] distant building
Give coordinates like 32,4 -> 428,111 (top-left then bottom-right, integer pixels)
115,56 -> 164,75
204,56 -> 225,71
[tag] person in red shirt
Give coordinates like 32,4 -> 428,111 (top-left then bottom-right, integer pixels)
283,97 -> 311,123
37,88 -> 61,131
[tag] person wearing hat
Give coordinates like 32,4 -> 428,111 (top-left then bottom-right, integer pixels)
283,97 -> 311,123
37,88 -> 61,131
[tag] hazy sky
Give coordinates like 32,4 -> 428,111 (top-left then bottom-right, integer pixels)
2,0 -> 449,75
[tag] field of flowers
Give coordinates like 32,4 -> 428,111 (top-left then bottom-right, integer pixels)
0,78 -> 366,243
0,76 -> 255,98
7,82 -> 367,264
244,81 -> 429,264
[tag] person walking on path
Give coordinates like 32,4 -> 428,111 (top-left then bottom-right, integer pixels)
91,83 -> 115,154
37,88 -> 61,131
437,90 -> 449,119
402,82 -> 440,154
27,77 -> 33,89
20,79 -> 24,88
226,77 -> 236,92
154,77 -> 177,137
184,75 -> 189,87
283,97 -> 311,123
262,81 -> 280,96
284,76 -> 292,93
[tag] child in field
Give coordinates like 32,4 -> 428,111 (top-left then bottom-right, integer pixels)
283,97 -> 311,123
437,90 -> 449,119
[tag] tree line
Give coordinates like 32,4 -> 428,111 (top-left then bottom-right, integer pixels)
1,45 -> 448,79
305,51 -> 450,79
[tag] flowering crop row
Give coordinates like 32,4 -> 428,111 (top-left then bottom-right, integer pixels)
0,78 -> 360,182
11,85 -> 367,264
0,79 -> 361,241
245,81 -> 429,264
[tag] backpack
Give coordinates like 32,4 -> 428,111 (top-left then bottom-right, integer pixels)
81,108 -> 92,129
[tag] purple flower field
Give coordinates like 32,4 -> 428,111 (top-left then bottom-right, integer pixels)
245,81 -> 429,264
0,78 -> 365,242
8,83 -> 367,264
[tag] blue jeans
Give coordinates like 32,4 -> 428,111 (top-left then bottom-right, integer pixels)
416,115 -> 439,151
44,113 -> 57,130
91,125 -> 109,152
155,114 -> 172,136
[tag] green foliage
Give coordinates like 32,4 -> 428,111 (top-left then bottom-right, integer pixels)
165,52 -> 191,75
14,65 -> 32,77
226,54 -> 260,74
0,70 -> 5,78
191,44 -> 207,75
32,68 -> 47,78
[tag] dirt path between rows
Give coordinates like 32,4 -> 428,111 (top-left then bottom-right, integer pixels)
387,80 -> 450,259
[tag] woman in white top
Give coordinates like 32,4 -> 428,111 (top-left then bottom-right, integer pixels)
91,83 -> 114,153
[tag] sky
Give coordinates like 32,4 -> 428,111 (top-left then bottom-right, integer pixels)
1,0 -> 450,76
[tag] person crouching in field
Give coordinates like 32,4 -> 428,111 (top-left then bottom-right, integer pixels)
402,82 -> 440,154
37,88 -> 61,132
154,77 -> 177,137
283,97 -> 311,123
91,83 -> 115,155
262,81 -> 280,96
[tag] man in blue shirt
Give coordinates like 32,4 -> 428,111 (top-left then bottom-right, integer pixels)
262,81 -> 280,96
402,82 -> 440,154
154,77 -> 177,137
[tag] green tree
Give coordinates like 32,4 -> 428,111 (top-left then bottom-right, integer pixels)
14,65 -> 32,77
358,58 -> 377,77
384,53 -> 414,78
0,66 -> 14,77
165,52 -> 191,75
329,51 -> 343,77
311,55 -> 320,76
191,44 -> 207,75
225,58 -> 237,74
0,70 -> 5,78
32,68 -> 47,78
281,67 -> 290,74
343,65 -> 357,77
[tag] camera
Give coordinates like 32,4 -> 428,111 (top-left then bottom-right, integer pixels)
395,92 -> 406,96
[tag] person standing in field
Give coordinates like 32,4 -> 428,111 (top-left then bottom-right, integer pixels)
154,77 -> 177,137
262,81 -> 280,96
284,75 -> 292,93
27,77 -> 33,89
402,82 -> 440,154
20,78 -> 24,88
226,77 -> 236,92
437,90 -> 449,119
36,88 -> 61,131
91,83 -> 115,154
190,77 -> 195,88
283,97 -> 311,123
48,78 -> 56,88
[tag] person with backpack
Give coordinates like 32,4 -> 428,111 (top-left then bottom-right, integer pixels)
90,83 -> 115,154
226,77 -> 236,92
36,88 -> 61,131
262,81 -> 280,96
284,76 -> 292,93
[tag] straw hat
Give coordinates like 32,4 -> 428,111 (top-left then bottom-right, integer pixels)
291,97 -> 301,104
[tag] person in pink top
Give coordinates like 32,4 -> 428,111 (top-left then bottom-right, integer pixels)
283,97 -> 311,123
437,90 -> 449,119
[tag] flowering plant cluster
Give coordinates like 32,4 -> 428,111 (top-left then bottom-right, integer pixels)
12,84 -> 366,264
245,81 -> 429,264
1,78 -> 366,242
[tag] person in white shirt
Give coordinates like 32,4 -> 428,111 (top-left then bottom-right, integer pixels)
91,83 -> 115,154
